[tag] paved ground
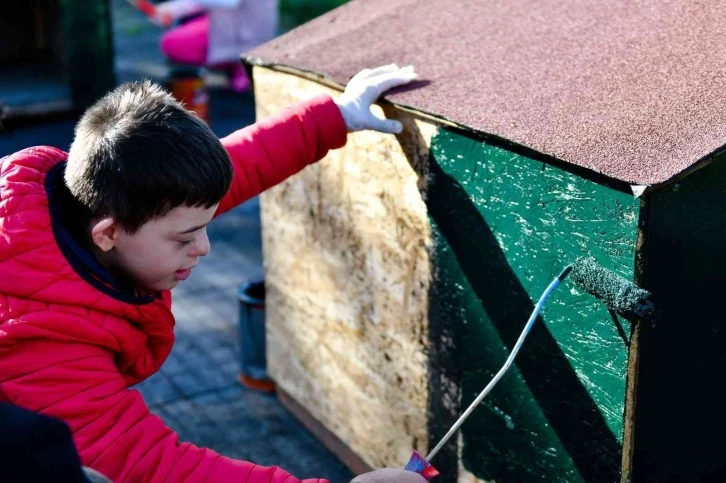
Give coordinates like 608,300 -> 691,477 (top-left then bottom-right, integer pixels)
0,1 -> 353,481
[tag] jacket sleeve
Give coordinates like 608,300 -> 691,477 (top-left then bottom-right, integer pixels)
215,94 -> 348,217
0,339 -> 326,483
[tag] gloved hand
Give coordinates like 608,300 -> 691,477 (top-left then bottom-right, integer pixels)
351,468 -> 426,483
336,64 -> 417,134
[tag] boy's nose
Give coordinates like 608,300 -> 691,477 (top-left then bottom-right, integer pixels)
191,231 -> 211,257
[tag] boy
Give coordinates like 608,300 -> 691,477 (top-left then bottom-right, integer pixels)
0,64 -> 424,483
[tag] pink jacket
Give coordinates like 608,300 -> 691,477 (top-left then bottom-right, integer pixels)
0,95 -> 347,482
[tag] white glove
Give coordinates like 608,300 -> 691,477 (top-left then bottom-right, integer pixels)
335,64 -> 417,134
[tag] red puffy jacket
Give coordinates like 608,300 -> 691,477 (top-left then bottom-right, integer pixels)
0,95 -> 347,482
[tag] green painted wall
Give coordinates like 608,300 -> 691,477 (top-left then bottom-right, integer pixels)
426,129 -> 640,482
633,153 -> 726,482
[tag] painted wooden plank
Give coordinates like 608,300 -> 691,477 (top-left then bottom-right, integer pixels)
427,129 -> 640,482
633,153 -> 726,482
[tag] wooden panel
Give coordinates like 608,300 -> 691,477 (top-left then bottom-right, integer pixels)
633,153 -> 726,482
427,129 -> 640,482
278,387 -> 373,476
254,66 -> 436,470
253,66 -> 649,481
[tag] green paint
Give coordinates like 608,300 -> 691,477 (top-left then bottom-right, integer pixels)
570,257 -> 654,320
60,0 -> 115,107
426,129 -> 640,481
633,153 -> 726,482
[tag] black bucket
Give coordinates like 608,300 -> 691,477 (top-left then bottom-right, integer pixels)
238,279 -> 275,392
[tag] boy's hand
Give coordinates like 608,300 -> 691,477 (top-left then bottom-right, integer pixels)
336,64 -> 418,134
351,468 -> 427,483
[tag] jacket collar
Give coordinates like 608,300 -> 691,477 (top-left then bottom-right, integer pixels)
45,162 -> 157,305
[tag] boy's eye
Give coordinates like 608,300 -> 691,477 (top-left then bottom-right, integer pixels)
180,238 -> 196,246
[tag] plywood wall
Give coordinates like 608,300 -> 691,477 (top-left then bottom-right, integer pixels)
253,66 -> 436,469
252,66 -> 645,482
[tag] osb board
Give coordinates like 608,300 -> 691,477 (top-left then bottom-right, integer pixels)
253,66 -> 437,469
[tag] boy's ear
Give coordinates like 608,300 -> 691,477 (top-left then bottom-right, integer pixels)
91,218 -> 120,252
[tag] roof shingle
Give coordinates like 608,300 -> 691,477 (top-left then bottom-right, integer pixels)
248,0 -> 726,186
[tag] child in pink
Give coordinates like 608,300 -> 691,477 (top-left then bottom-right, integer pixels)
156,0 -> 278,92
0,65 -> 420,482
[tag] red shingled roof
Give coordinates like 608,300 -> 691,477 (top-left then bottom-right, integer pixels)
247,0 -> 726,187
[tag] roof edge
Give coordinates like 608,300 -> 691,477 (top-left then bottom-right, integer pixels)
243,57 -> 723,194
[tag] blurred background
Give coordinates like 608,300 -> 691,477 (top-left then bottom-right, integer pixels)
0,0 -> 348,125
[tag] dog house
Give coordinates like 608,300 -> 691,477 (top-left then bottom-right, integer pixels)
244,1 -> 726,481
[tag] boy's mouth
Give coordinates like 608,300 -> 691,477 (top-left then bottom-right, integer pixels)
174,268 -> 192,281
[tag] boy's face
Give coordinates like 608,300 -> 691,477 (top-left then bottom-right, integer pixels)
94,204 -> 218,291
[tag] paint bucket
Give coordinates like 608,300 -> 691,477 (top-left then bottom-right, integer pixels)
237,279 -> 275,392
167,66 -> 209,123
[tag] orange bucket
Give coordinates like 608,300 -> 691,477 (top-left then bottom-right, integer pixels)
168,67 -> 209,123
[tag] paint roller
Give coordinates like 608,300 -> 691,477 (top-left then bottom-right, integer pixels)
403,257 -> 655,478
569,256 -> 654,321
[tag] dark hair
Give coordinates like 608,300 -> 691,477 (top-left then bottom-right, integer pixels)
65,80 -> 232,233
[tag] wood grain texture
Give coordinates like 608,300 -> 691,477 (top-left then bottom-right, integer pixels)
278,387 -> 373,476
254,66 -> 436,470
